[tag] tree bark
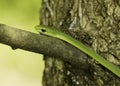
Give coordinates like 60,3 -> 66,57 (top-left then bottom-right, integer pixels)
0,24 -> 88,67
40,0 -> 120,86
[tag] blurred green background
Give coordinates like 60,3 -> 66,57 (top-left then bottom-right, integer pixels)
0,0 -> 44,86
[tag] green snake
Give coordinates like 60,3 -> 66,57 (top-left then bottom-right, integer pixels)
35,25 -> 120,78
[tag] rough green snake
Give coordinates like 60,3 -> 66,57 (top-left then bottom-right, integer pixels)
35,25 -> 120,78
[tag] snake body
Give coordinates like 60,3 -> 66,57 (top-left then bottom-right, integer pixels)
35,25 -> 120,78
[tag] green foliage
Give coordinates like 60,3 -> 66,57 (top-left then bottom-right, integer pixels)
0,0 -> 42,31
0,0 -> 43,86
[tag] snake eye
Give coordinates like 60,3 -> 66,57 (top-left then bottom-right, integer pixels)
41,29 -> 46,32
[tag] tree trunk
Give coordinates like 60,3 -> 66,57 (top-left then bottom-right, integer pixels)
40,0 -> 120,86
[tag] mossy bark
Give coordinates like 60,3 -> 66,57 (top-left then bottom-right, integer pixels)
40,0 -> 120,86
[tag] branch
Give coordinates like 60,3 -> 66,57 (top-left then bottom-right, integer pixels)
0,24 -> 88,68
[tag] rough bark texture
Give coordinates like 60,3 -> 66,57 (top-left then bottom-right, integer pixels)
40,0 -> 120,86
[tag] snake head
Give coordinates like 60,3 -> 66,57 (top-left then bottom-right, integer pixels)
35,25 -> 58,37
35,25 -> 47,33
